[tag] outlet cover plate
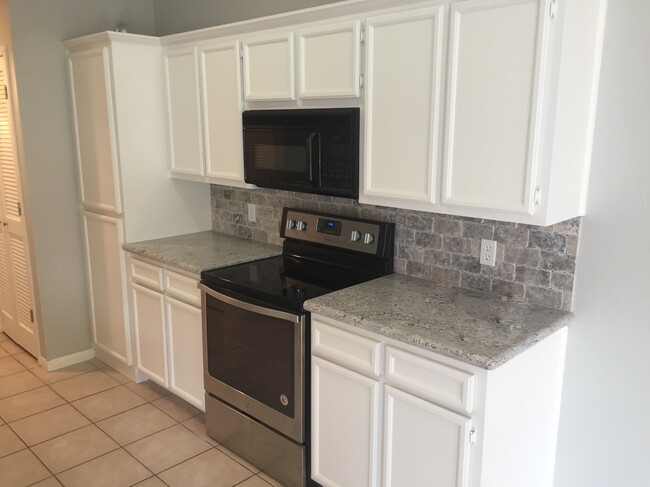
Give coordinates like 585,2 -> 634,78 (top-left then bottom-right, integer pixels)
480,239 -> 497,267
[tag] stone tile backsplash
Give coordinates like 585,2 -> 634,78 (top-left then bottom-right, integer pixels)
211,185 -> 579,311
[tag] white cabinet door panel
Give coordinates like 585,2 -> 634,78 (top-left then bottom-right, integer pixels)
242,32 -> 295,101
69,48 -> 121,214
312,357 -> 380,487
166,296 -> 204,411
83,211 -> 130,365
298,20 -> 361,98
383,386 -> 472,487
442,0 -> 548,214
165,46 -> 204,177
132,283 -> 167,387
362,7 -> 444,210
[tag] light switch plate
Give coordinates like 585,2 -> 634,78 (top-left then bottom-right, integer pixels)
480,239 -> 497,266
248,203 -> 256,223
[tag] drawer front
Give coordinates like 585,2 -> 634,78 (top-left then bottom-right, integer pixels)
164,269 -> 200,307
130,258 -> 164,291
313,320 -> 381,378
385,346 -> 475,414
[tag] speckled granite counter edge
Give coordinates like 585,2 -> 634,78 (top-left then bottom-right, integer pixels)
121,246 -> 203,277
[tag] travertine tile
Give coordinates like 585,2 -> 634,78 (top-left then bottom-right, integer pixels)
126,424 -> 211,473
0,339 -> 25,355
13,352 -> 39,369
29,478 -> 62,487
71,385 -> 146,422
0,356 -> 26,377
240,475 -> 277,487
0,449 -> 50,487
158,448 -> 253,487
49,370 -> 119,402
102,366 -> 131,384
96,403 -> 176,445
0,424 -> 26,458
182,413 -> 218,446
0,370 -> 44,399
30,361 -> 96,384
125,380 -> 169,402
132,477 -> 167,487
56,448 -> 150,487
10,404 -> 90,446
31,424 -> 118,473
0,386 -> 66,422
152,393 -> 200,422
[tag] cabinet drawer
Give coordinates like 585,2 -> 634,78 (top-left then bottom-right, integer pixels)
164,270 -> 200,307
385,346 -> 475,414
130,259 -> 164,292
312,320 -> 381,378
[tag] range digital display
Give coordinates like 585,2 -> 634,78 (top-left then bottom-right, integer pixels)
317,218 -> 342,236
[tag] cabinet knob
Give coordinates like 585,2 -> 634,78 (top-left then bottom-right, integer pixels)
350,230 -> 361,242
363,233 -> 374,244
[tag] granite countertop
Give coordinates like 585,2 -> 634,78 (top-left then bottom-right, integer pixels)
123,231 -> 282,275
304,273 -> 573,370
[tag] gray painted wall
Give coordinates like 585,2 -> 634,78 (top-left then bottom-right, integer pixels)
554,1 -> 650,485
7,0 -> 156,360
152,0 -> 340,36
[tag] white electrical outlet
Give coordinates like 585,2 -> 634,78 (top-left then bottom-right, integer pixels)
247,203 -> 256,223
480,239 -> 497,266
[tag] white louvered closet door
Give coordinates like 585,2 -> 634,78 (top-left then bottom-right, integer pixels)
0,47 -> 37,357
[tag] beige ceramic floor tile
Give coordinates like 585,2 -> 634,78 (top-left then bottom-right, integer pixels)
56,448 -> 151,487
125,380 -> 170,402
0,339 -> 25,355
256,471 -> 287,487
132,477 -> 167,487
10,404 -> 91,446
182,414 -> 218,446
0,347 -> 9,358
217,445 -> 262,474
49,370 -> 119,402
13,352 -> 39,369
30,478 -> 63,487
152,394 -> 201,422
0,386 -> 66,422
0,332 -> 8,342
88,357 -> 107,368
0,424 -> 26,458
126,423 -> 211,473
96,403 -> 177,445
0,370 -> 44,399
0,355 -> 26,377
102,366 -> 131,384
0,449 -> 50,487
238,475 -> 276,487
71,385 -> 146,422
31,424 -> 118,473
158,448 -> 254,487
30,361 -> 96,385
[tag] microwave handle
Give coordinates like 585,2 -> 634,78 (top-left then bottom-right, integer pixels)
307,132 -> 320,187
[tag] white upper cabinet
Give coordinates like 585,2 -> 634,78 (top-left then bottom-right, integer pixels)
361,7 -> 445,211
242,32 -> 295,101
441,0 -> 547,215
164,46 -> 204,178
199,40 -> 248,187
68,48 -> 121,214
297,20 -> 361,99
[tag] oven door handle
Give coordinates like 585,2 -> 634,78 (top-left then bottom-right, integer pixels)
198,283 -> 303,323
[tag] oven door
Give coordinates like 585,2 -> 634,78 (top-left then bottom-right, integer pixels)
199,284 -> 305,443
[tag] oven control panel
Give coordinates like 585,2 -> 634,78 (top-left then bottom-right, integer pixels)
281,208 -> 393,257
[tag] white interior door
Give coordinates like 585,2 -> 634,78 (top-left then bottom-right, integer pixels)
0,47 -> 38,357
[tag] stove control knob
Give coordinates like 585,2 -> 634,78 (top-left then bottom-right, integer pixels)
363,233 -> 375,245
350,230 -> 361,242
296,221 -> 307,231
286,219 -> 296,230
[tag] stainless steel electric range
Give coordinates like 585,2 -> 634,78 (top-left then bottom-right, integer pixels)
198,208 -> 395,487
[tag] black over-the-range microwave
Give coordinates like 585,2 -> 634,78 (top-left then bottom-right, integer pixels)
242,108 -> 360,198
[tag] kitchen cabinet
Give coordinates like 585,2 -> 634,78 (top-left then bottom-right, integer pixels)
242,31 -> 295,101
311,314 -> 568,487
128,256 -> 205,411
65,32 -> 210,378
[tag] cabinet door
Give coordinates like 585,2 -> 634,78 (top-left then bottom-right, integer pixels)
164,46 -> 204,177
312,357 -> 380,487
199,40 -> 248,187
131,283 -> 167,387
362,7 -> 445,211
442,0 -> 549,214
242,32 -> 295,101
297,20 -> 361,98
383,386 -> 472,487
83,211 -> 131,365
165,296 -> 204,411
68,47 -> 121,214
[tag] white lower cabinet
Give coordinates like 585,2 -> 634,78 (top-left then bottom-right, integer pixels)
129,257 -> 205,411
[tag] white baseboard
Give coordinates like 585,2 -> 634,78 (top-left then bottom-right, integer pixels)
40,348 -> 95,372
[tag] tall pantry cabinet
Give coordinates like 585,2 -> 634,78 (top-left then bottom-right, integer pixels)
64,32 -> 211,378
